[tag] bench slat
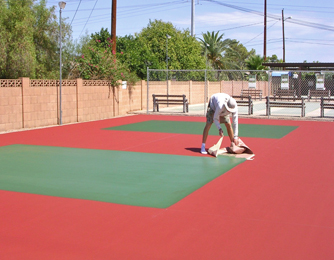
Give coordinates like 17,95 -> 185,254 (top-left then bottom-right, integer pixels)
240,89 -> 262,101
232,95 -> 253,115
266,96 -> 305,117
320,97 -> 334,117
152,94 -> 188,113
273,89 -> 297,101
308,89 -> 331,101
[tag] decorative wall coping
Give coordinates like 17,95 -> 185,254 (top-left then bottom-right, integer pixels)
0,79 -> 113,87
0,79 -> 22,87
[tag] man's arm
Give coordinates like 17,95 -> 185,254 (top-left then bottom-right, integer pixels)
213,108 -> 222,130
231,111 -> 238,137
231,111 -> 239,145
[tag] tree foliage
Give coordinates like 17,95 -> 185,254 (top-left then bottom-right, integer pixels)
198,31 -> 230,69
224,39 -> 256,70
0,4 -> 281,81
0,0 -> 71,79
198,31 -> 256,74
72,28 -> 139,86
116,20 -> 206,79
0,1 -> 7,75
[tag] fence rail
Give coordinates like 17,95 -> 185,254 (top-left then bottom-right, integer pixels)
1,70 -> 333,133
147,69 -> 334,119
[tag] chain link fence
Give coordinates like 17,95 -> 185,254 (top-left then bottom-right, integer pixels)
147,69 -> 334,118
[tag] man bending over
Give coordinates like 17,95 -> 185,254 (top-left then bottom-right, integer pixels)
201,93 -> 239,154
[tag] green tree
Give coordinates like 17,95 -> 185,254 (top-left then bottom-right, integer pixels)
198,31 -> 232,70
223,39 -> 256,70
0,1 -> 8,76
0,0 -> 71,79
32,0 -> 68,79
2,0 -> 37,78
73,29 -> 139,86
245,54 -> 266,70
245,54 -> 268,80
117,19 -> 206,80
117,35 -> 158,79
266,54 -> 282,63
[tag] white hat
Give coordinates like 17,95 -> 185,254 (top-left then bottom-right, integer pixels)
225,97 -> 237,113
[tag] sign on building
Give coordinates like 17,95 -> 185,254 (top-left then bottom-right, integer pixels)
316,74 -> 325,90
248,75 -> 256,88
281,74 -> 289,89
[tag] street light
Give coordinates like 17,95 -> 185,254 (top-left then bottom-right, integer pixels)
205,43 -> 210,69
281,9 -> 291,63
166,34 -> 171,104
59,1 -> 66,125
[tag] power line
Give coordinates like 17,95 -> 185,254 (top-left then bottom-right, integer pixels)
78,0 -> 99,38
204,0 -> 334,32
70,4 -> 188,27
243,20 -> 279,45
215,21 -> 265,31
70,0 -> 82,26
117,1 -> 188,18
286,39 -> 334,46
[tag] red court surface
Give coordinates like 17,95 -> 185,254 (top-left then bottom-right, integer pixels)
1,115 -> 334,259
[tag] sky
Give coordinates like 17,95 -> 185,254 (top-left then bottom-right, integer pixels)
46,0 -> 334,63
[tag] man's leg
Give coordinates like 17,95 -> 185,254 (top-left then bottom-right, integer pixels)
201,122 -> 212,154
201,103 -> 214,154
202,122 -> 212,144
220,115 -> 234,143
224,122 -> 234,143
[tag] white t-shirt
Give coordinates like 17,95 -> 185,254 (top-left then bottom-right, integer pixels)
209,93 -> 238,137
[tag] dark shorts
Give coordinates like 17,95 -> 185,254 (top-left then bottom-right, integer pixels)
206,104 -> 230,124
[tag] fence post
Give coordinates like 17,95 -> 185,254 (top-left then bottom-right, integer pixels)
146,67 -> 149,114
141,80 -> 144,111
21,77 -> 30,129
189,80 -> 192,104
204,70 -> 207,115
268,71 -> 272,119
76,78 -> 82,122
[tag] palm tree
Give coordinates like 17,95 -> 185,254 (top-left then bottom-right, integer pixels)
198,31 -> 232,70
245,54 -> 265,70
245,55 -> 267,80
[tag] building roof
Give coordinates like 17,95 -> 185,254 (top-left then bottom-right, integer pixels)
262,62 -> 334,71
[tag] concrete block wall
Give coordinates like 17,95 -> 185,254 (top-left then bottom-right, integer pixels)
0,78 -> 268,133
0,82 -> 23,132
23,79 -> 59,128
118,80 -> 146,116
79,79 -> 114,122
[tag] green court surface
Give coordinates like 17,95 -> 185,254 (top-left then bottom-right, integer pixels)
104,120 -> 298,139
0,144 -> 245,208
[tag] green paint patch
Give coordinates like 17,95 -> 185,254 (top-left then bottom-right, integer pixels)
104,120 -> 298,139
0,145 -> 244,208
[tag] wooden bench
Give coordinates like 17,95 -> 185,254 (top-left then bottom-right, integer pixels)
152,94 -> 189,113
320,97 -> 334,117
266,96 -> 306,117
240,89 -> 262,101
273,89 -> 297,101
232,95 -> 253,115
308,89 -> 331,101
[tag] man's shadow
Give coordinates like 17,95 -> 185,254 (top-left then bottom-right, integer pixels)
185,147 -> 202,153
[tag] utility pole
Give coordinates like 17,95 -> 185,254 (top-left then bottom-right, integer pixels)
282,9 -> 285,63
111,0 -> 117,53
191,0 -> 195,36
166,34 -> 171,104
263,0 -> 267,60
282,9 -> 291,63
59,1 -> 66,125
